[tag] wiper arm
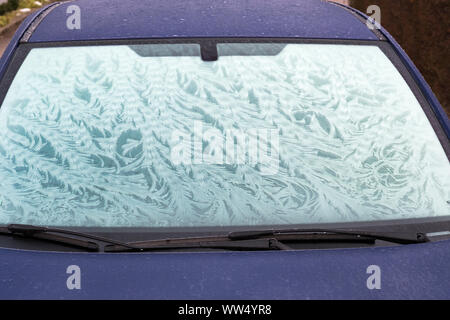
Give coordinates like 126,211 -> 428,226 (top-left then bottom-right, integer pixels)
228,228 -> 429,245
2,225 -> 425,253
0,224 -> 141,252
107,238 -> 291,252
104,227 -> 427,253
104,234 -> 292,252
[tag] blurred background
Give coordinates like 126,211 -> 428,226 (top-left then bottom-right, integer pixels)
0,0 -> 448,115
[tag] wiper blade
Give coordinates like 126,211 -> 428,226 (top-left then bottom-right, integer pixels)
113,238 -> 291,252
228,228 -> 429,245
104,227 -> 427,253
104,237 -> 291,252
0,224 -> 141,252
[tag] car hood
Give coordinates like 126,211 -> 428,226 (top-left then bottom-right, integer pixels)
0,239 -> 449,299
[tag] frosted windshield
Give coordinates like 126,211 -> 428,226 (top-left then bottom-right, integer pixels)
0,43 -> 448,227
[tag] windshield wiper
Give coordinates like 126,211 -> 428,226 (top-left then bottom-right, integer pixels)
1,224 -> 428,253
104,228 -> 428,253
0,224 -> 142,252
103,235 -> 291,252
0,224 -> 290,252
228,228 -> 429,244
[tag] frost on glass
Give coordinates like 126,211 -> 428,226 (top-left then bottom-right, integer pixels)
0,44 -> 448,227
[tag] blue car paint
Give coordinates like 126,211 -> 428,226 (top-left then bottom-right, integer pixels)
0,0 -> 448,299
29,0 -> 378,42
1,240 -> 450,299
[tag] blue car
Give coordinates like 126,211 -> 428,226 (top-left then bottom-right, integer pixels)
0,0 -> 449,300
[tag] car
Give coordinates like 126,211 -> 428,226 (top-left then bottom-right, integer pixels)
0,0 -> 449,300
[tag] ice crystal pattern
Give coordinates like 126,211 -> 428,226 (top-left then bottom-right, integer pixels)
0,44 -> 448,227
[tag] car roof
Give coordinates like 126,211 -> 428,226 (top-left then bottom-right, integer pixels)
26,0 -> 378,42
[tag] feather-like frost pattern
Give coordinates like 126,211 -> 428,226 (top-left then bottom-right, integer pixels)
0,44 -> 448,227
